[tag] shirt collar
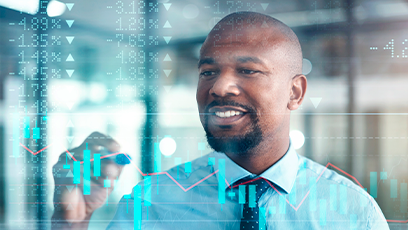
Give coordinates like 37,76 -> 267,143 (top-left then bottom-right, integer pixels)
211,141 -> 298,194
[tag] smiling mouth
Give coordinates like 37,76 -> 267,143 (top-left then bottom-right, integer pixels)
214,110 -> 243,118
208,107 -> 248,126
211,112 -> 247,126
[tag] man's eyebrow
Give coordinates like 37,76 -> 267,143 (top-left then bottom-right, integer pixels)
236,56 -> 265,65
197,58 -> 215,69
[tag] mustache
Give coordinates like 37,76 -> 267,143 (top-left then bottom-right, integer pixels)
204,99 -> 257,114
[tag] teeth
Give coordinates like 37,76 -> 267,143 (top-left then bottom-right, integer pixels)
215,110 -> 243,118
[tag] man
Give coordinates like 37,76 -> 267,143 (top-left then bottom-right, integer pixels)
52,12 -> 389,229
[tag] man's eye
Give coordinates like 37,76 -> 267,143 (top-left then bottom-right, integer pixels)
200,71 -> 216,76
240,69 -> 257,74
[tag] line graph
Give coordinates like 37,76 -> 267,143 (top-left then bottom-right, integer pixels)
20,143 -> 408,223
20,143 -> 52,156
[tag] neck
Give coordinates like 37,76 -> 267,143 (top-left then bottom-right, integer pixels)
225,133 -> 290,175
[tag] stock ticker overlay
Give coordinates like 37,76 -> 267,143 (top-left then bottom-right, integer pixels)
3,0 -> 408,229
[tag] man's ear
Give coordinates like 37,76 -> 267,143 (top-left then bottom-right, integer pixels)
288,74 -> 307,110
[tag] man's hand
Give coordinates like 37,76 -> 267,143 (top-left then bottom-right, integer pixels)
51,132 -> 124,229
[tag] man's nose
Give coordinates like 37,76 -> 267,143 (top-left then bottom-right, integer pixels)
209,70 -> 240,97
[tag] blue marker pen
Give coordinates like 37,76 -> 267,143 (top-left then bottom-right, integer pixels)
99,148 -> 132,165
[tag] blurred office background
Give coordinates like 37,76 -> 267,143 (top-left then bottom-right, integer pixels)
0,0 -> 408,229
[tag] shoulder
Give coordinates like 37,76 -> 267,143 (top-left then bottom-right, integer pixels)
298,155 -> 389,229
299,155 -> 367,195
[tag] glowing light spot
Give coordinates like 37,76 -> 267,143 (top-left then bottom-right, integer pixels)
183,4 -> 199,19
290,130 -> 305,150
159,137 -> 177,156
302,58 -> 313,75
47,0 -> 66,17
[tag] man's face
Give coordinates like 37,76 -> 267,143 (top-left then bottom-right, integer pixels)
196,25 -> 294,155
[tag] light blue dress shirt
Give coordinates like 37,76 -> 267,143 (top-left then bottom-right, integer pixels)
107,143 -> 389,229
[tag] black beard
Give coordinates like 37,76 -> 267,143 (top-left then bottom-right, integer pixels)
203,100 -> 263,155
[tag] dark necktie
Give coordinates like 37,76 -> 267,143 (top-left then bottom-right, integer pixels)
232,176 -> 270,230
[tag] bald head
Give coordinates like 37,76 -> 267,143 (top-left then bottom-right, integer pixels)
201,11 -> 303,77
197,11 -> 307,164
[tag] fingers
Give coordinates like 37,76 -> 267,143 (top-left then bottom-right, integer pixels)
103,161 -> 124,179
54,131 -> 121,167
91,159 -> 124,186
80,132 -> 120,153
52,131 -> 125,225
